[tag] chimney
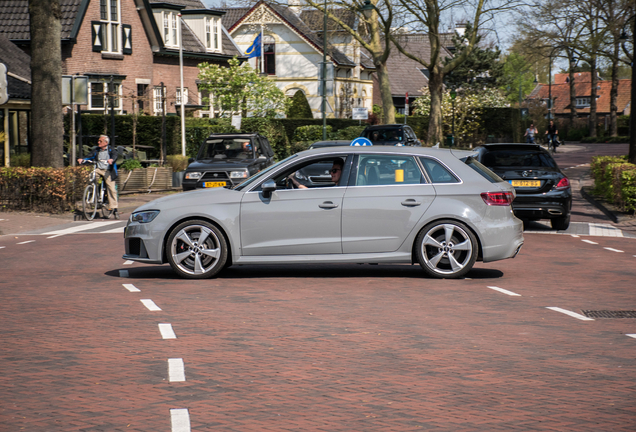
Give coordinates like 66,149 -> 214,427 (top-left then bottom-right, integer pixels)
455,22 -> 467,37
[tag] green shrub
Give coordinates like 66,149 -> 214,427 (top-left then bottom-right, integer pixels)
293,125 -> 333,142
166,155 -> 189,172
120,159 -> 143,171
566,128 -> 588,141
619,167 -> 636,213
287,90 -> 313,119
335,125 -> 365,140
12,153 -> 31,167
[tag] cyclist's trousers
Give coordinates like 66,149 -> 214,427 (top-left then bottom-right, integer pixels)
96,168 -> 118,209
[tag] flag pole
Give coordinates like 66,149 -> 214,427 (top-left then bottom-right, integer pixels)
260,24 -> 264,74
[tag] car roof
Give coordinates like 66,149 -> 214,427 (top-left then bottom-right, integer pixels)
477,143 -> 544,151
205,133 -> 260,139
364,124 -> 409,130
297,145 -> 473,159
309,140 -> 352,148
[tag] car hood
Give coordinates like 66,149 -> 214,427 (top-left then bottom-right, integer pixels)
132,187 -> 239,213
186,159 -> 253,171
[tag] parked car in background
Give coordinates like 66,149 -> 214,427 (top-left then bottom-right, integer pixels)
360,124 -> 421,146
472,143 -> 572,230
124,146 -> 524,280
182,133 -> 275,191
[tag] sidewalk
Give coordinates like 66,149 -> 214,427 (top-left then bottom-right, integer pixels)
0,190 -> 177,236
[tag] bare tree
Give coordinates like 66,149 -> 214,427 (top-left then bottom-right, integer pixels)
29,0 -> 64,167
301,0 -> 397,124
389,0 -> 523,145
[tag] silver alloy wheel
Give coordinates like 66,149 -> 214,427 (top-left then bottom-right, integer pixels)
416,221 -> 476,278
168,222 -> 226,278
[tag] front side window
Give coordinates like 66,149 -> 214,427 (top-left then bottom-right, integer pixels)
354,155 -> 423,186
99,0 -> 120,53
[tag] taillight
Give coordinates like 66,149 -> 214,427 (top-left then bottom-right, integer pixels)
481,191 -> 514,206
554,177 -> 570,191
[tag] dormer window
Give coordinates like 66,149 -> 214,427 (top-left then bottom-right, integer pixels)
163,11 -> 179,47
204,17 -> 221,51
576,97 -> 591,107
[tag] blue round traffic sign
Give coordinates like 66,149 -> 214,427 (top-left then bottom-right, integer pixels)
350,137 -> 373,146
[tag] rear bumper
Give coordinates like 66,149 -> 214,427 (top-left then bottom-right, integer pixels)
512,192 -> 572,220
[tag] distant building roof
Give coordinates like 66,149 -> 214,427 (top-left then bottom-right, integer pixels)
0,33 -> 31,100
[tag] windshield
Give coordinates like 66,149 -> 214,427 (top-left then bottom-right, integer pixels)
482,150 -> 557,168
198,138 -> 254,160
233,154 -> 298,191
362,128 -> 404,143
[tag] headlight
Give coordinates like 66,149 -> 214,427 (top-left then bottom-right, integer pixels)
185,172 -> 202,180
230,170 -> 249,179
130,210 -> 160,223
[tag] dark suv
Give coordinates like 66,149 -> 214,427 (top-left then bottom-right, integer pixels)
472,143 -> 572,230
360,124 -> 421,146
182,133 -> 275,191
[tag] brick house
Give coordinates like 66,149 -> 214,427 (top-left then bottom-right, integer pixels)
530,72 -> 632,131
0,0 -> 243,119
218,0 -> 376,119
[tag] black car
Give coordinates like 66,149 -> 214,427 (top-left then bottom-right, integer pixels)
360,124 -> 421,146
182,133 -> 275,191
472,143 -> 572,230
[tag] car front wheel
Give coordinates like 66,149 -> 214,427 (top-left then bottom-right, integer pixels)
415,220 -> 477,279
166,220 -> 228,279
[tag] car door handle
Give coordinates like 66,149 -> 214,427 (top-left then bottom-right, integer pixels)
401,199 -> 422,207
319,201 -> 339,209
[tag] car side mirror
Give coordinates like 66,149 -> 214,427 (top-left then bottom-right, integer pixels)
261,179 -> 276,199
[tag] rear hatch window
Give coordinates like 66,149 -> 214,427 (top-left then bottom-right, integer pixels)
463,156 -> 504,183
482,149 -> 557,168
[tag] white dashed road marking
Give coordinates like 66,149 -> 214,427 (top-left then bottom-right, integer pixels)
124,260 -> 134,265
101,226 -> 125,234
627,334 -> 636,339
582,239 -> 598,245
123,283 -> 140,292
17,240 -> 35,245
546,307 -> 595,321
170,408 -> 191,432
168,358 -> 186,382
44,220 -> 121,238
487,286 -> 521,296
141,299 -> 161,311
159,323 -> 177,339
603,247 -> 624,253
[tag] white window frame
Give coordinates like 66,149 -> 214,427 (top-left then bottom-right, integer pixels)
163,11 -> 179,47
213,18 -> 220,51
205,17 -> 211,49
100,0 -> 121,53
89,81 -> 121,112
576,97 -> 591,107
176,87 -> 188,106
154,86 -> 165,114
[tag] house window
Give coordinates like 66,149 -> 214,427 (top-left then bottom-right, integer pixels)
213,18 -> 219,50
263,35 -> 275,75
137,84 -> 148,112
90,82 -> 120,110
176,87 -> 188,106
205,18 -> 211,49
576,97 -> 591,107
163,11 -> 178,47
99,0 -> 120,53
154,86 -> 165,114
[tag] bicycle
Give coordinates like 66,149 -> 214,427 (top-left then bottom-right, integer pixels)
546,135 -> 560,154
81,161 -> 118,221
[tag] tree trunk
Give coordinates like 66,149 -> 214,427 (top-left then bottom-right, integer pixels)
629,16 -> 636,164
609,50 -> 619,137
375,62 -> 395,124
427,67 -> 444,146
29,0 -> 63,168
568,63 -> 577,129
589,57 -> 598,138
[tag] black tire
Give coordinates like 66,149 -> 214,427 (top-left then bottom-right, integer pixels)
166,220 -> 228,279
551,214 -> 570,230
415,220 -> 478,279
82,184 -> 97,221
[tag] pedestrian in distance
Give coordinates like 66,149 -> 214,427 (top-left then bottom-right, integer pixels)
77,135 -> 120,217
524,123 -> 538,144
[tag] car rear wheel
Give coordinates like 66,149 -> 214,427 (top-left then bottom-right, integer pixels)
415,220 -> 477,279
551,214 -> 570,230
166,220 -> 228,279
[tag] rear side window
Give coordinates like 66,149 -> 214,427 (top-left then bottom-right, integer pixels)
419,157 -> 459,183
354,155 -> 423,186
463,157 -> 503,183
482,149 -> 556,168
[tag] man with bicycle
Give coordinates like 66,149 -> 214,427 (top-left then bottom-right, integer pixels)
545,120 -> 559,150
77,135 -> 120,217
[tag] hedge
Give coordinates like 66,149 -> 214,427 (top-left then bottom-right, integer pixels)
0,167 -> 89,213
590,155 -> 636,213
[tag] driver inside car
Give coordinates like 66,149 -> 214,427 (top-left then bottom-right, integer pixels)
287,159 -> 344,189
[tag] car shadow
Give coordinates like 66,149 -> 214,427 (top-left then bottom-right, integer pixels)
107,264 -> 504,280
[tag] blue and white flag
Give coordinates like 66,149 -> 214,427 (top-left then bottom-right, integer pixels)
245,32 -> 262,58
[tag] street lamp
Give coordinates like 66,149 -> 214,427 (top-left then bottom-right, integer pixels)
361,0 -> 375,19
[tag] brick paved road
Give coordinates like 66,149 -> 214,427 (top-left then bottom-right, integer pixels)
1,230 -> 635,431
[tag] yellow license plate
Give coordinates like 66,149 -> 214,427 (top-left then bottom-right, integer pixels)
511,180 -> 540,187
203,181 -> 227,188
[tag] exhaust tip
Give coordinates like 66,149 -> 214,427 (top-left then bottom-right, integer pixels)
548,209 -> 562,215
